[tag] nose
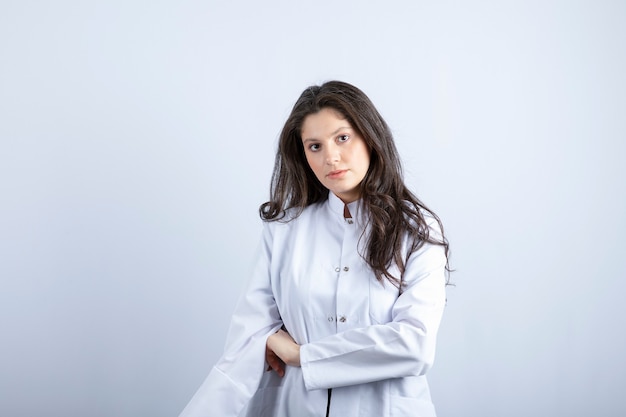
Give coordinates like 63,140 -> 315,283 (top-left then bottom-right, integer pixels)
324,143 -> 340,165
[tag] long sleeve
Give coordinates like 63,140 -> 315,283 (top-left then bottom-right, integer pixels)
299,236 -> 447,391
179,223 -> 283,417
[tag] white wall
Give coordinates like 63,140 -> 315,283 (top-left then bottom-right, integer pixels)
1,1 -> 625,416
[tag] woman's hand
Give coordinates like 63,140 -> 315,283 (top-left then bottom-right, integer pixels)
265,345 -> 285,377
266,329 -> 301,374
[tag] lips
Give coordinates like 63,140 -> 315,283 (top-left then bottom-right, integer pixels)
327,169 -> 347,179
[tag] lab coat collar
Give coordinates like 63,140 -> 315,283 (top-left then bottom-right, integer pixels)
326,191 -> 366,227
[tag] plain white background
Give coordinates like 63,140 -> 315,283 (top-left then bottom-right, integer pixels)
1,1 -> 625,416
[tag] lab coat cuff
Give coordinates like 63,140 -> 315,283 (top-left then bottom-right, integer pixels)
300,344 -> 322,391
178,366 -> 249,417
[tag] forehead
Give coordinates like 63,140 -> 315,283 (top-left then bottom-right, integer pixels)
301,108 -> 351,138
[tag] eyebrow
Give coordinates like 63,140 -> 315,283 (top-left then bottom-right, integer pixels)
302,126 -> 353,143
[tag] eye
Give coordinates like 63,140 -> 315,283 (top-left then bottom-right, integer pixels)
337,134 -> 350,143
309,143 -> 321,152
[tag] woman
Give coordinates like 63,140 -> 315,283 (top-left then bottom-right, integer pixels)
179,81 -> 450,417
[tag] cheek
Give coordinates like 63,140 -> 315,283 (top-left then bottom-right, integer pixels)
363,154 -> 372,170
356,146 -> 371,170
305,154 -> 322,172
303,157 -> 321,181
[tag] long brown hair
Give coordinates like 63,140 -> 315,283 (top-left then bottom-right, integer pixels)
260,81 -> 450,287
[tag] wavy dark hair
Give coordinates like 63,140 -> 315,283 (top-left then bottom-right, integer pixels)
259,80 -> 450,288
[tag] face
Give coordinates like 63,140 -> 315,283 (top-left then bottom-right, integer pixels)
301,108 -> 371,204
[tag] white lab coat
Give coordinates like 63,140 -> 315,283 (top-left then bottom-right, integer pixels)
180,192 -> 447,417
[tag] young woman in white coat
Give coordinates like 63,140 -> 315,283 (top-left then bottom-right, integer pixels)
179,81 -> 450,417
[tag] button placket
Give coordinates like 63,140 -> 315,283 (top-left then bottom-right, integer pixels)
332,209 -> 356,332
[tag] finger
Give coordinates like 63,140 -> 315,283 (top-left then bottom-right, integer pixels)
270,356 -> 285,377
266,347 -> 285,377
269,359 -> 285,377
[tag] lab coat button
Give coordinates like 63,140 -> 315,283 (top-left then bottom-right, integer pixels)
339,316 -> 346,323
327,315 -> 334,322
343,266 -> 349,272
335,267 -> 340,272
